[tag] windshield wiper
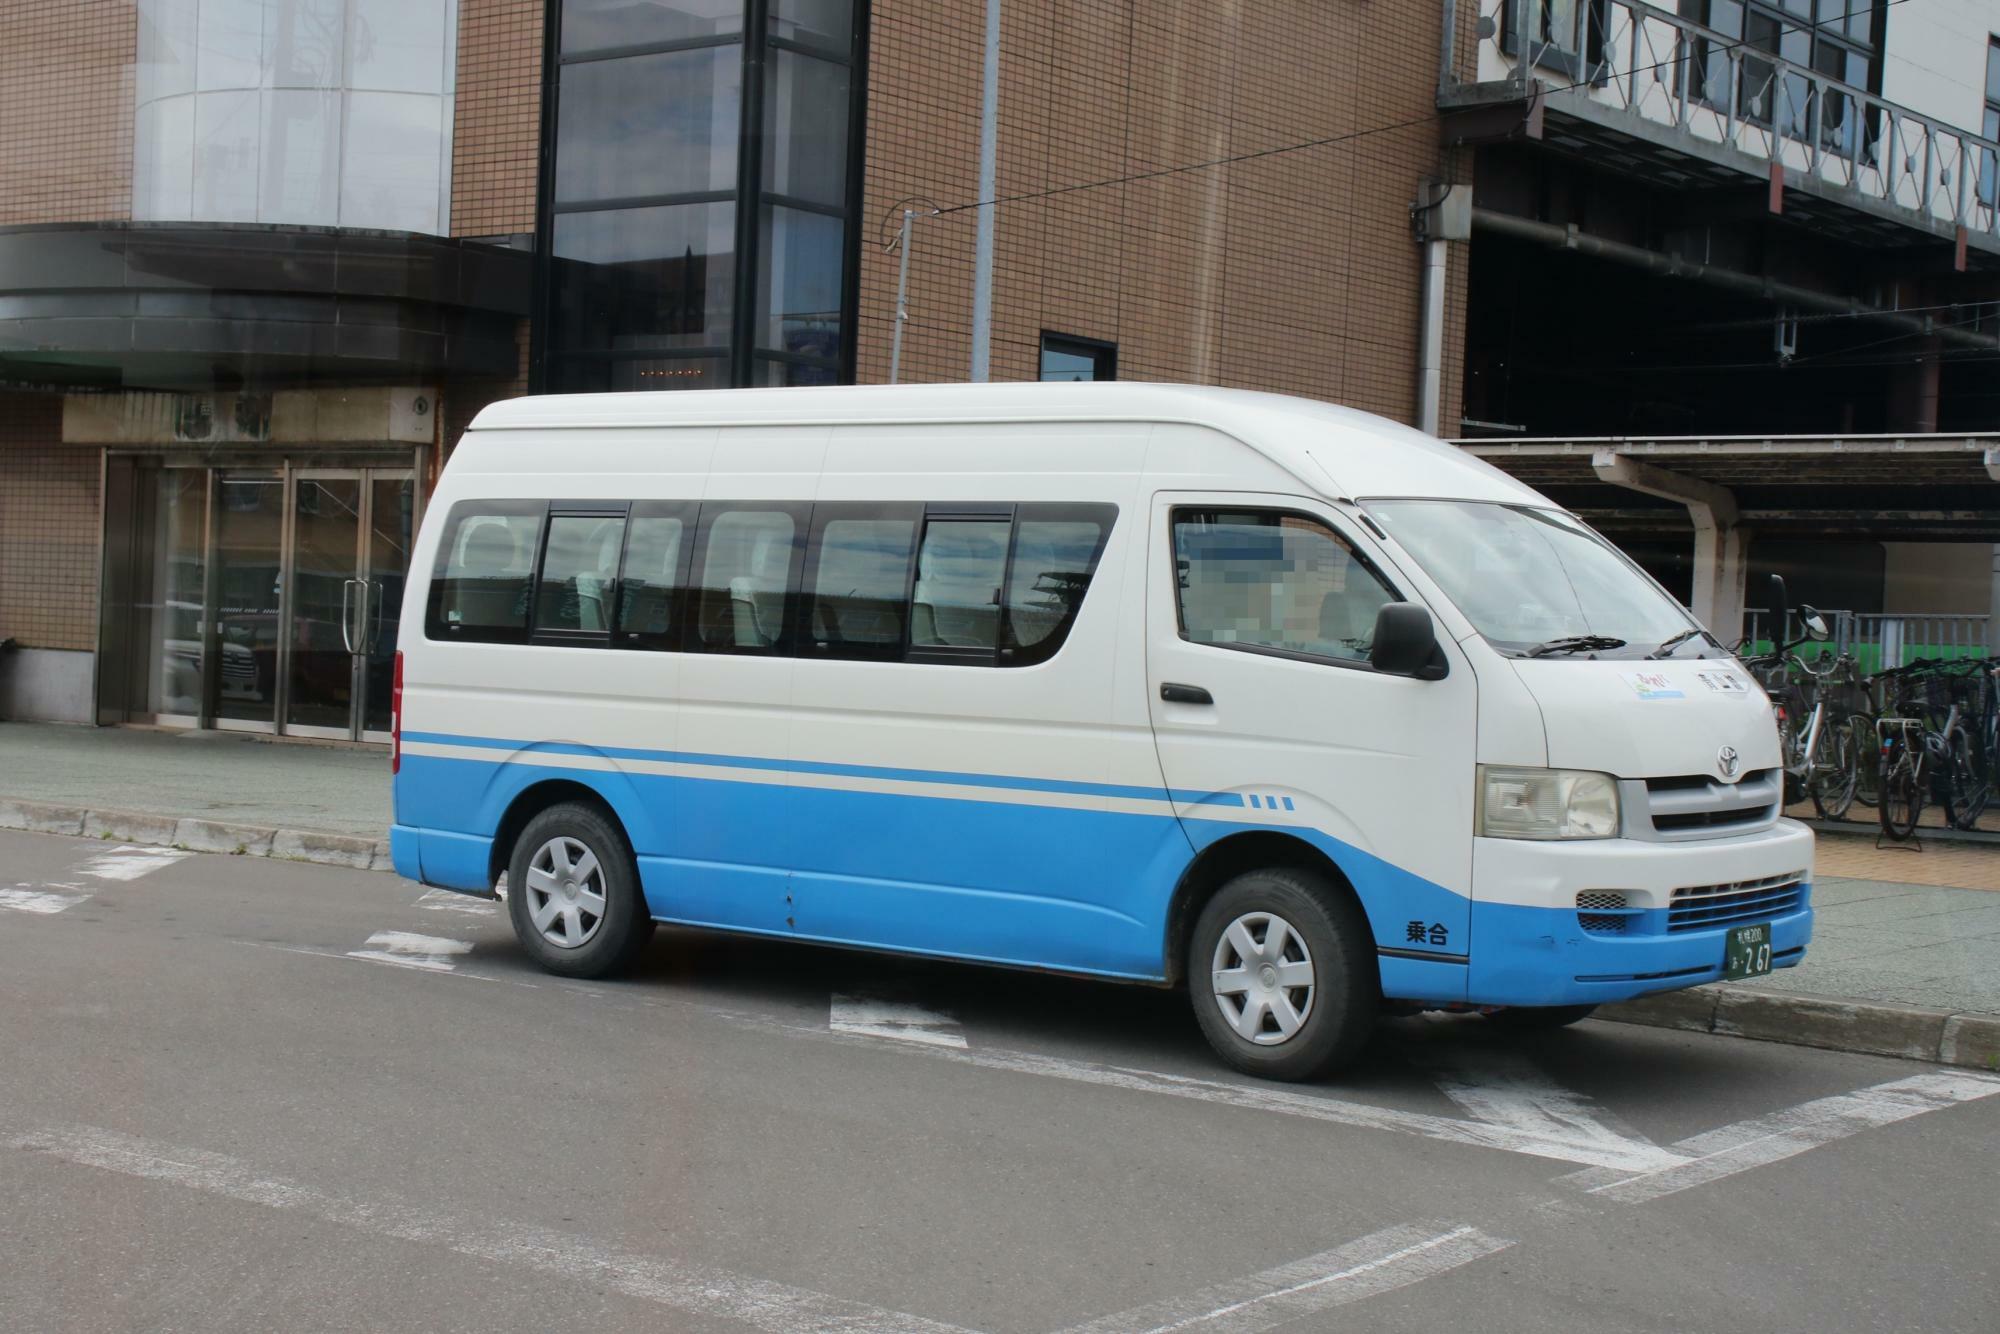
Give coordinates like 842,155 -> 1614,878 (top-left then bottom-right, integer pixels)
1522,635 -> 1627,658
1647,628 -> 1707,659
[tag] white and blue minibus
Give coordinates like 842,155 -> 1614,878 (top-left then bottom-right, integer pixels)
390,383 -> 1812,1080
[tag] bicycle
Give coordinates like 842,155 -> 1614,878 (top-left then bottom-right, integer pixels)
1877,660 -> 1987,840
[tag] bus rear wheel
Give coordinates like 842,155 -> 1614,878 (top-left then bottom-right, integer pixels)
506,802 -> 655,978
1188,868 -> 1377,1082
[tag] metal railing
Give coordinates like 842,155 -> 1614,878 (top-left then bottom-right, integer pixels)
1741,608 -> 1991,669
1442,0 -> 2000,246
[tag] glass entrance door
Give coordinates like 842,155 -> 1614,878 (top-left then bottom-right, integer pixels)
213,472 -> 286,731
285,469 -> 416,741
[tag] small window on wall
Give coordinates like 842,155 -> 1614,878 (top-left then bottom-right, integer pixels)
690,505 -> 807,653
426,502 -> 545,642
1172,509 -> 1399,665
535,512 -> 628,637
1039,333 -> 1116,382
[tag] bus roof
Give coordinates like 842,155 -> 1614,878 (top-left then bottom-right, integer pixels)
463,382 -> 1543,504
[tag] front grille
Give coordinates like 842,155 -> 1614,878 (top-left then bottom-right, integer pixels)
1640,768 -> 1780,837
1575,890 -> 1636,934
1668,872 -> 1806,932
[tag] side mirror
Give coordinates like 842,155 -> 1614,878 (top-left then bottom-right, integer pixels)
1800,604 -> 1830,642
1370,603 -> 1448,680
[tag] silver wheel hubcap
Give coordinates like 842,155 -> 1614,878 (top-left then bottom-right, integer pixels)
1210,911 -> 1314,1045
524,835 -> 607,949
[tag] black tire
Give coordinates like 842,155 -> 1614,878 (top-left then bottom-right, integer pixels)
1809,721 -> 1858,822
1944,732 -> 1988,830
1188,868 -> 1378,1082
1486,1004 -> 1599,1031
505,801 -> 655,978
1880,760 -> 1922,842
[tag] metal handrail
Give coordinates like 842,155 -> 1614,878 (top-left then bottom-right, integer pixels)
1442,0 -> 2000,241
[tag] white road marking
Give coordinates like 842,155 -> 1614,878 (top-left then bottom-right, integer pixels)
1058,1222 -> 1512,1333
346,931 -> 474,973
8,1124 -> 973,1334
830,994 -> 968,1049
1563,1071 -> 2000,1204
1418,1046 -> 1681,1174
0,886 -> 91,915
77,845 -> 190,881
413,888 -> 498,916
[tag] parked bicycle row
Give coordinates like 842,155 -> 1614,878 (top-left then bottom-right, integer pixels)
1737,586 -> 1995,842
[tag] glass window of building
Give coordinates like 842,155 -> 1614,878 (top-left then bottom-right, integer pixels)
541,0 -> 864,392
1039,334 -> 1117,382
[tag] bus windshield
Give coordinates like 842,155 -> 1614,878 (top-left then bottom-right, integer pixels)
1364,500 -> 1701,659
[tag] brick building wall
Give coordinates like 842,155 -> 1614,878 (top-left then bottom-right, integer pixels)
859,0 -> 1467,427
452,0 -> 546,238
0,0 -> 135,225
0,394 -> 99,652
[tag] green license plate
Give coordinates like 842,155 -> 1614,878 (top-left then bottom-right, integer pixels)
1724,923 -> 1773,980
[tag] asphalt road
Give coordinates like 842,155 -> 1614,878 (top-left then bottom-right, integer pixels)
2,827 -> 1997,1334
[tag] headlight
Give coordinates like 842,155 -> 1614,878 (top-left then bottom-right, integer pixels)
1478,766 -> 1620,840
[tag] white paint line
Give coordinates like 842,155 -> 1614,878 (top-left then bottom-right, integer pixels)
815,1028 -> 1682,1172
830,994 -> 968,1049
77,845 -> 190,882
346,931 -> 474,973
0,887 -> 91,915
1564,1072 -> 2000,1204
9,1124 -> 973,1334
1416,1045 -> 1682,1174
413,887 -> 499,916
1058,1222 -> 1511,1334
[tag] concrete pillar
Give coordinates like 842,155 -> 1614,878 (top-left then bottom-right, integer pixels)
1592,451 -> 1748,643
1887,335 -> 1942,433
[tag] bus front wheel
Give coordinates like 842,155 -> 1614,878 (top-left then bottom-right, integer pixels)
1188,868 -> 1377,1082
506,801 -> 656,978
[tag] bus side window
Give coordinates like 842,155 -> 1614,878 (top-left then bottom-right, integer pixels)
425,502 -> 544,643
617,505 -> 692,648
911,519 -> 1010,655
690,507 -> 805,654
1000,504 -> 1115,666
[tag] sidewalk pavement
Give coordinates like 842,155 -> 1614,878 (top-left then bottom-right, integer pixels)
2,721 -> 1994,1069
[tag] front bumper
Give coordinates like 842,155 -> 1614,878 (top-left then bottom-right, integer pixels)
1464,819 -> 1815,1007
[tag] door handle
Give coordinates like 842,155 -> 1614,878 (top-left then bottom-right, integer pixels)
341,578 -> 363,655
1160,682 -> 1214,705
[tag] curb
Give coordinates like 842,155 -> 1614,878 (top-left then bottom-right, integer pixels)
0,798 -> 394,875
1599,986 -> 2000,1073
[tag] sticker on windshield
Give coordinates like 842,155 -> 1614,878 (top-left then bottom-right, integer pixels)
1695,669 -> 1750,694
1623,670 -> 1685,700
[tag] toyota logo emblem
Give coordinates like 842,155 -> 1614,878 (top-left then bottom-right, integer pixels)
1717,745 -> 1741,780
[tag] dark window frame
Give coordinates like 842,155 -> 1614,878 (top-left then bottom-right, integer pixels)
532,0 -> 870,393
615,500 -> 699,650
1000,502 -> 1119,667
1167,506 -> 1408,675
683,499 -> 813,656
1680,0 -> 1883,156
423,499 -> 550,646
424,496 -> 1119,669
795,500 -> 923,662
530,502 -> 634,646
1038,332 -> 1118,382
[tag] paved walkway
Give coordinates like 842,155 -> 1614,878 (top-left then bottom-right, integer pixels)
2,721 -> 1994,1020
0,721 -> 388,839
